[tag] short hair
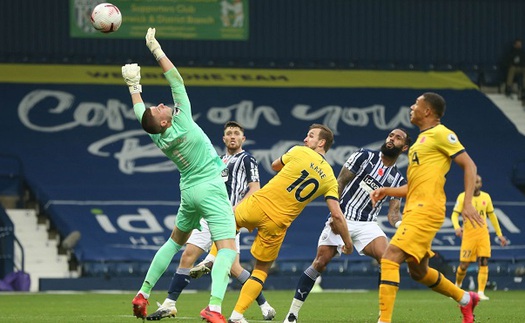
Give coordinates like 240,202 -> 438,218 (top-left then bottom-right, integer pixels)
224,120 -> 244,132
141,109 -> 163,134
310,123 -> 334,152
422,92 -> 446,118
396,128 -> 412,146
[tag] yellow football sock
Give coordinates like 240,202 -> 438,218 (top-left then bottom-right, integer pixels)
456,266 -> 466,287
418,267 -> 463,301
209,243 -> 218,257
233,269 -> 268,314
379,259 -> 400,323
478,265 -> 488,293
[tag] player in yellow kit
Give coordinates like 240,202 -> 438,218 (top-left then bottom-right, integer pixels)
371,92 -> 485,323
227,124 -> 354,323
452,174 -> 508,301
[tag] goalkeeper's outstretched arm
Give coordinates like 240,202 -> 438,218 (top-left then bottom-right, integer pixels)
121,63 -> 143,106
145,27 -> 174,73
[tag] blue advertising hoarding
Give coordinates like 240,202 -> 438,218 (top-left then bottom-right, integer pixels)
1,64 -> 524,263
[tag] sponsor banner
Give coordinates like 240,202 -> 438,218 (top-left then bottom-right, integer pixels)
1,74 -> 524,262
0,64 -> 477,89
70,0 -> 249,40
46,202 -> 525,262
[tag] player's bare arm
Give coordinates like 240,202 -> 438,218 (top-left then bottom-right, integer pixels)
233,181 -> 260,213
336,167 -> 356,197
386,198 -> 402,227
271,157 -> 284,172
454,152 -> 484,228
145,28 -> 176,74
370,184 -> 407,207
326,198 -> 353,254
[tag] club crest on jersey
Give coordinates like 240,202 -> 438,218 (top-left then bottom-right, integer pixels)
448,133 -> 458,144
221,168 -> 229,182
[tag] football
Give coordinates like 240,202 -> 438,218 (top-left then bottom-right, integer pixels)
90,3 -> 122,33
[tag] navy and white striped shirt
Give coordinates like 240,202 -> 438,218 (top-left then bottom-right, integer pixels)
221,150 -> 260,206
340,148 -> 406,222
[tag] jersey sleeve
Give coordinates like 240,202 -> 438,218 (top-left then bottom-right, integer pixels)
453,192 -> 465,214
164,67 -> 192,123
485,193 -> 503,236
451,210 -> 461,230
343,149 -> 367,174
437,127 -> 465,157
243,154 -> 260,184
389,177 -> 407,201
133,102 -> 146,122
324,173 -> 339,201
281,146 -> 298,165
488,211 -> 504,237
450,193 -> 464,229
485,192 -> 495,213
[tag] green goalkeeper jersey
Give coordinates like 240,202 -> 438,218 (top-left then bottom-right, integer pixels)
133,67 -> 225,190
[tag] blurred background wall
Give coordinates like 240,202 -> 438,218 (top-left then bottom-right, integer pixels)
1,0 -> 524,70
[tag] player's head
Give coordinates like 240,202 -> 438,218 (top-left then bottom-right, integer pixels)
381,128 -> 411,158
422,92 -> 446,118
474,174 -> 482,195
514,39 -> 522,48
141,103 -> 174,134
223,120 -> 246,153
304,123 -> 334,153
411,92 -> 446,126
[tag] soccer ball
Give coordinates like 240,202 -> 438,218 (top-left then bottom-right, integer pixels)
90,3 -> 122,33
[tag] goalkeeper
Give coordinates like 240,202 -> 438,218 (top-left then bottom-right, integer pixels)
123,28 -> 237,323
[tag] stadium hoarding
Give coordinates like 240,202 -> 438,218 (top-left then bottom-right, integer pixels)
1,64 -> 523,262
69,0 -> 249,40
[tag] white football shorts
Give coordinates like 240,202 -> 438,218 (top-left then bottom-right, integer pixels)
317,219 -> 386,256
186,218 -> 241,253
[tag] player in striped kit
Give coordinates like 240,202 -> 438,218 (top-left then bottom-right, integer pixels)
147,121 -> 275,321
228,124 -> 353,323
283,128 -> 411,323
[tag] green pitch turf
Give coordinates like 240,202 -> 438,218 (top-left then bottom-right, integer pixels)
3,290 -> 524,322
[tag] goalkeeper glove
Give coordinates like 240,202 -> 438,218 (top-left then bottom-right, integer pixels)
146,27 -> 166,61
122,63 -> 142,94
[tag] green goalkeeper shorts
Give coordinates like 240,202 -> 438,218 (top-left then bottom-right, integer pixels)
176,176 -> 236,241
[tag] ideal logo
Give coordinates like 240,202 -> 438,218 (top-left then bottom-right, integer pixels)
92,208 -> 176,234
361,174 -> 381,192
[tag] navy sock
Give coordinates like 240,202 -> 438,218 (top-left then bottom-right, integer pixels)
294,266 -> 320,301
167,268 -> 191,301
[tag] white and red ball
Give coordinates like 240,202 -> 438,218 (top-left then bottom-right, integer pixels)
90,3 -> 122,33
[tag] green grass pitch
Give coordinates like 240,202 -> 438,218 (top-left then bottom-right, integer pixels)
3,290 -> 525,322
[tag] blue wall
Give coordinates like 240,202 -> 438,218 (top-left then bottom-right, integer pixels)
2,0 -> 525,67
1,70 -> 524,264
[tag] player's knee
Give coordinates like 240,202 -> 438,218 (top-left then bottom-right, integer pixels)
478,257 -> 489,266
180,247 -> 202,267
250,269 -> 268,286
312,257 -> 330,272
408,268 -> 426,281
